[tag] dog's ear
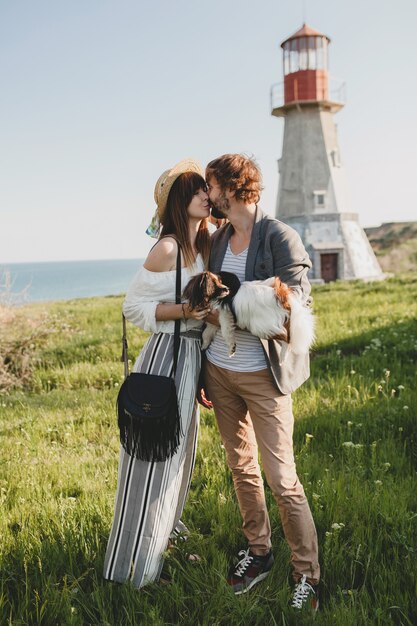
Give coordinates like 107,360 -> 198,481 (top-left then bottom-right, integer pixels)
183,271 -> 219,308
183,274 -> 204,309
219,271 -> 240,296
273,277 -> 291,311
202,272 -> 217,298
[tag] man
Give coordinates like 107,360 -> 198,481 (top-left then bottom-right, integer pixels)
203,154 -> 320,611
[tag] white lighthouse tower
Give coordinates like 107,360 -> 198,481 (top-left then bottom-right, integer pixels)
271,24 -> 383,282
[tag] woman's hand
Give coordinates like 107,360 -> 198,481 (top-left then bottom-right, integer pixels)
183,304 -> 210,321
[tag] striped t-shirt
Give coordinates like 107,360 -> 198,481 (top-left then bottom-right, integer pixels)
205,242 -> 267,372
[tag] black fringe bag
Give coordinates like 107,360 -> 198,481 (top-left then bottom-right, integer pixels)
116,244 -> 182,462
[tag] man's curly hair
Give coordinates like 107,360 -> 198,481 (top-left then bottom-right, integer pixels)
206,154 -> 263,204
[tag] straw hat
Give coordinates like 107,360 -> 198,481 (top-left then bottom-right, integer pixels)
154,158 -> 204,223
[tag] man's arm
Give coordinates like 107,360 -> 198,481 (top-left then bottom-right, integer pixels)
269,223 -> 312,300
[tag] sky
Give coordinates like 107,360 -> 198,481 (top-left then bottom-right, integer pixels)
1,0 -> 416,264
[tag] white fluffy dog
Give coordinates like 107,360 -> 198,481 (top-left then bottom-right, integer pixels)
233,277 -> 315,355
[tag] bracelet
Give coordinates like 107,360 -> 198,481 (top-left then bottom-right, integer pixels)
181,303 -> 187,323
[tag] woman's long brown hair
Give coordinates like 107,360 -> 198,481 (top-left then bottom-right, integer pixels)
160,172 -> 210,268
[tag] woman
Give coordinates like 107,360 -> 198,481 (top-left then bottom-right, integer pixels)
103,159 -> 211,588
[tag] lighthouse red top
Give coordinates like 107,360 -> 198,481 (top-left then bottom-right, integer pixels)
281,23 -> 330,47
280,23 -> 330,104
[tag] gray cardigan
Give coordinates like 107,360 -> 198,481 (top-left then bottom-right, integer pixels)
209,207 -> 312,395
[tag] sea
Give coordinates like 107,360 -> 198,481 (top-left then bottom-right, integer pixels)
0,259 -> 144,304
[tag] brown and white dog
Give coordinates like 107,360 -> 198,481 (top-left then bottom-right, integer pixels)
183,271 -> 241,355
183,271 -> 315,357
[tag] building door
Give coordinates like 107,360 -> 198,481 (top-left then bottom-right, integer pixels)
321,253 -> 338,282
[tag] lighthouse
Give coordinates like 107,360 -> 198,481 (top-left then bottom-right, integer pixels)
271,24 -> 383,282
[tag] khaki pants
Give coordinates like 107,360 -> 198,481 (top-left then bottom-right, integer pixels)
204,360 -> 320,584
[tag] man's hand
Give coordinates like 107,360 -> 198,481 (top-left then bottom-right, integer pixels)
197,386 -> 213,409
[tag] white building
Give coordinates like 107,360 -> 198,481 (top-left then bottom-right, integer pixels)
271,24 -> 383,282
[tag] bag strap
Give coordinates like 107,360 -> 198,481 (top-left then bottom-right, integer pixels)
173,240 -> 181,376
121,241 -> 182,379
121,313 -> 129,379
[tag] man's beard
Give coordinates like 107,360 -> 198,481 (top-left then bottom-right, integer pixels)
210,192 -> 230,219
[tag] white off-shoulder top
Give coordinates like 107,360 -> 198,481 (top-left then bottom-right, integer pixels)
122,254 -> 205,334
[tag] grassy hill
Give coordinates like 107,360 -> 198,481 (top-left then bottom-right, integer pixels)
365,222 -> 417,273
1,276 -> 417,625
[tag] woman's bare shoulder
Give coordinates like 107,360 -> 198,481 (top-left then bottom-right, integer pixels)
143,237 -> 178,272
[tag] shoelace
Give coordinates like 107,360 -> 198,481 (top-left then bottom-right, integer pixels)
291,575 -> 315,609
234,549 -> 254,577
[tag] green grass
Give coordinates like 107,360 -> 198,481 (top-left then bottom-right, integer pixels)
1,275 -> 416,625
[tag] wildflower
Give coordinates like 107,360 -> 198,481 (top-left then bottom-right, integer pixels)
350,370 -> 356,375
325,531 -> 332,537
403,406 -> 409,411
375,480 -> 383,486
383,462 -> 391,469
347,421 -> 353,427
399,427 -> 404,432
312,493 -> 320,501
398,385 -> 405,391
305,433 -> 314,442
391,389 -> 396,397
331,523 -> 345,530
342,441 -> 355,448
384,369 -> 390,378
377,385 -> 383,392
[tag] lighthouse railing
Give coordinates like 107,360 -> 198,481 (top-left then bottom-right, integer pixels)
270,77 -> 346,110
329,77 -> 347,104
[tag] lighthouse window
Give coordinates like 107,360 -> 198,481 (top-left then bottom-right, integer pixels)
314,191 -> 327,208
308,37 -> 317,70
290,39 -> 299,73
284,43 -> 290,74
331,150 -> 341,167
316,37 -> 328,70
299,37 -> 308,70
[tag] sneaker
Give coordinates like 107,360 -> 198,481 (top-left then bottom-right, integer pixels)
290,575 -> 319,612
227,548 -> 274,595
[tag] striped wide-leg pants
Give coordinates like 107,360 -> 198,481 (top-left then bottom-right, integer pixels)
103,330 -> 201,588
